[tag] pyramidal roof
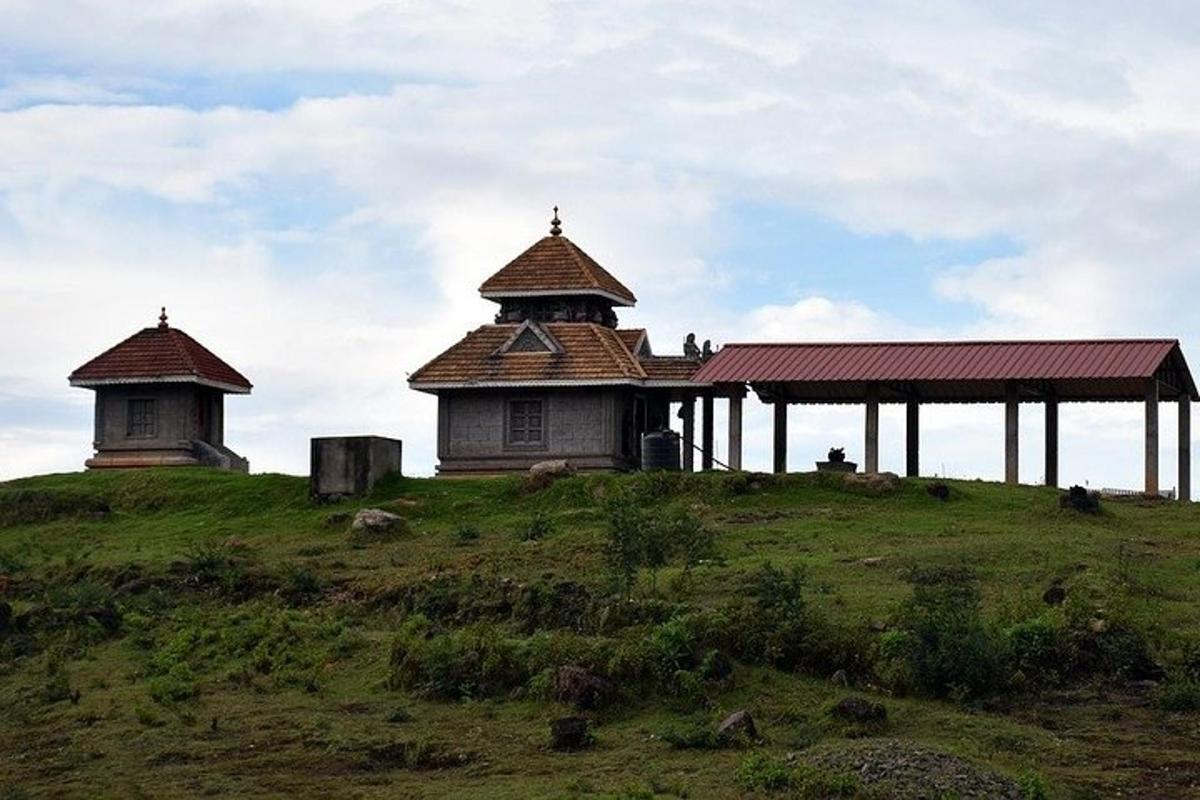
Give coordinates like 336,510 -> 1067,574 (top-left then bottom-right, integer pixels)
478,211 -> 637,307
69,309 -> 252,393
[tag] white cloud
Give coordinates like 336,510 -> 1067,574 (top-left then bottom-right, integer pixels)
0,1 -> 1198,489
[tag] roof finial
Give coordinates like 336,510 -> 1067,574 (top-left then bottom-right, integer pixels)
158,306 -> 169,329
550,205 -> 562,236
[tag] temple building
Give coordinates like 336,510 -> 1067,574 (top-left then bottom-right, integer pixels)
68,309 -> 253,471
409,210 -> 715,474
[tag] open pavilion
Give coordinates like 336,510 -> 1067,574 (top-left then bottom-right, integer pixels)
686,339 -> 1197,501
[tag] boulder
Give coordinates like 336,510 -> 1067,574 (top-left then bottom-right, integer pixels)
549,716 -> 592,751
843,471 -> 901,495
530,460 -> 575,478
1060,485 -> 1101,514
1042,585 -> 1066,605
926,482 -> 951,501
350,508 -> 407,537
830,697 -> 887,724
551,666 -> 612,711
715,710 -> 757,744
830,669 -> 849,687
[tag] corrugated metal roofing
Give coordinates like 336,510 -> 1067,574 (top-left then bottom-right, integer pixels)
691,340 -> 1197,403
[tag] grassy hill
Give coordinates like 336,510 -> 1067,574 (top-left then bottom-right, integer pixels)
1,468 -> 1199,799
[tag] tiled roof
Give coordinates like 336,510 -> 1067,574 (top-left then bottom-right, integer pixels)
616,328 -> 647,356
642,357 -> 702,382
410,323 -> 705,389
69,324 -> 252,393
478,235 -> 637,306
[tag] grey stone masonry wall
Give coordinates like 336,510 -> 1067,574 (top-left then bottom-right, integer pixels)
436,388 -> 633,474
310,436 -> 403,498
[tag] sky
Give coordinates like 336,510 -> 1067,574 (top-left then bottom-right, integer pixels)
1,1 -> 1198,491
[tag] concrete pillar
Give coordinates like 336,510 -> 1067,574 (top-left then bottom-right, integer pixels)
1180,395 -> 1191,502
701,395 -> 714,470
1145,381 -> 1159,496
1005,383 -> 1019,486
728,393 -> 744,471
773,401 -> 788,474
864,384 -> 880,474
1044,398 -> 1058,487
681,395 -> 696,473
905,401 -> 919,478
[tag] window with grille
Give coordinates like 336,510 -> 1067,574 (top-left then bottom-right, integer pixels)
507,399 -> 544,445
127,399 -> 157,438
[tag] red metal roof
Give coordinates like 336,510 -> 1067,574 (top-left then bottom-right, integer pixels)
69,323 -> 252,393
692,340 -> 1197,403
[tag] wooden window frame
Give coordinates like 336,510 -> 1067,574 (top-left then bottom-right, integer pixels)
506,397 -> 547,449
126,398 -> 157,439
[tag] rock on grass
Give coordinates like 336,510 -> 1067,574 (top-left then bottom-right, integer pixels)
802,739 -> 1023,799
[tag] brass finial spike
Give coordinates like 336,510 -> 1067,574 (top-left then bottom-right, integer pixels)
158,307 -> 168,329
550,206 -> 562,236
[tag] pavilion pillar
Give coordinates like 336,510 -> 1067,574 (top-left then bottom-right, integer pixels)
728,390 -> 744,471
773,400 -> 788,474
905,401 -> 919,478
701,395 -> 714,470
1180,394 -> 1191,502
864,384 -> 880,474
681,395 -> 696,473
1145,381 -> 1159,496
1005,383 -> 1019,486
1044,398 -> 1059,487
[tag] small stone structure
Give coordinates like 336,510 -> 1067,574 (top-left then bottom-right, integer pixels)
68,309 -> 252,471
310,436 -> 403,499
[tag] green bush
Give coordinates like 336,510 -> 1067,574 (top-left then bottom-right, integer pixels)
736,752 -> 794,792
1006,617 -> 1062,682
521,512 -> 556,542
885,567 -> 1006,700
1158,680 -> 1200,713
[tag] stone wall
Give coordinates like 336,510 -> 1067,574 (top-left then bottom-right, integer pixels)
437,388 -> 632,473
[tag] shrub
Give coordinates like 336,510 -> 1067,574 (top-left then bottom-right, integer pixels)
660,722 -> 719,750
1158,680 -> 1200,713
453,524 -> 481,544
736,752 -> 794,792
602,496 -> 714,596
277,563 -> 323,605
885,567 -> 1006,700
148,662 -> 197,703
521,513 -> 555,542
1006,617 -> 1062,683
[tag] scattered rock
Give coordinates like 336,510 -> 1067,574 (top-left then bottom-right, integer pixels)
530,460 -> 575,478
1060,485 -> 1101,514
549,716 -> 592,751
868,620 -> 889,632
926,482 -> 951,501
830,669 -> 849,687
1088,618 -> 1108,634
324,511 -> 352,528
803,739 -> 1023,799
1127,679 -> 1160,692
715,710 -> 757,744
350,508 -> 407,538
859,556 -> 886,567
1042,585 -> 1067,605
830,697 -> 887,724
551,666 -> 612,711
843,471 -> 901,495
0,600 -> 10,631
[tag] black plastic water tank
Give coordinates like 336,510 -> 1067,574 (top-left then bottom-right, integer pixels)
641,430 -> 681,471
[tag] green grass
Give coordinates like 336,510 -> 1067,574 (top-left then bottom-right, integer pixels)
1,467 -> 1199,798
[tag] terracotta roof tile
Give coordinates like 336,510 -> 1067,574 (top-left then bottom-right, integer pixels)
641,357 -> 702,382
69,325 -> 252,392
479,236 -> 637,306
616,328 -> 647,356
410,323 -> 657,387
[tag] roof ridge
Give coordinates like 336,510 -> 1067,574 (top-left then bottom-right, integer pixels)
166,327 -> 202,376
68,327 -> 152,380
559,236 -> 602,291
591,323 -> 646,379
